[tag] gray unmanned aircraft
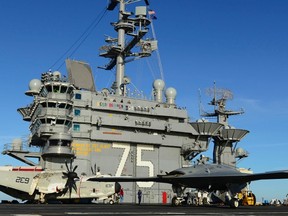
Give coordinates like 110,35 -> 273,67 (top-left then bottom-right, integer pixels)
88,163 -> 288,208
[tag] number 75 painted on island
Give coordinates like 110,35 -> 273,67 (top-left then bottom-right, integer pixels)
113,143 -> 154,188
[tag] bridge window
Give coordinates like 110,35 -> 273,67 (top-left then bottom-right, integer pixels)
60,86 -> 68,93
48,102 -> 57,108
75,93 -> 82,100
74,109 -> 81,116
58,103 -> 66,109
67,87 -> 73,94
65,120 -> 72,128
56,119 -> 65,125
46,85 -> 52,92
49,140 -> 58,146
53,86 -> 60,93
73,124 -> 80,131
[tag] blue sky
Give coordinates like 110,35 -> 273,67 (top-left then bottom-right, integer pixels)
1,0 -> 288,202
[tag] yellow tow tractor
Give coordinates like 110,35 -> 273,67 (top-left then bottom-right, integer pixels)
238,190 -> 256,206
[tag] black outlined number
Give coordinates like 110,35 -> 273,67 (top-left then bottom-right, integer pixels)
16,177 -> 29,184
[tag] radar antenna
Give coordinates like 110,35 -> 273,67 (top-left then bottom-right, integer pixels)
206,81 -> 233,111
201,82 -> 244,125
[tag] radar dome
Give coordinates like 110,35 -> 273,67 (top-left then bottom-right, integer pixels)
153,79 -> 165,90
29,79 -> 41,91
165,87 -> 177,98
165,87 -> 177,105
235,147 -> 248,158
153,79 -> 165,103
53,71 -> 62,80
53,71 -> 61,77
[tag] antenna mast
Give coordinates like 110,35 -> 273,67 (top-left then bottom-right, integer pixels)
101,0 -> 157,96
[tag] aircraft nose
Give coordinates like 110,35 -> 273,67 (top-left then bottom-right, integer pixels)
115,182 -> 121,193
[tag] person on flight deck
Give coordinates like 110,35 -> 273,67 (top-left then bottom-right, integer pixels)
137,189 -> 142,205
119,187 -> 124,203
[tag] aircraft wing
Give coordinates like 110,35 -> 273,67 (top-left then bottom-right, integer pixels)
87,170 -> 288,189
244,170 -> 288,181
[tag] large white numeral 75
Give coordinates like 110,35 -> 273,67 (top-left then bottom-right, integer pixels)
136,144 -> 154,187
112,143 -> 154,187
112,143 -> 130,177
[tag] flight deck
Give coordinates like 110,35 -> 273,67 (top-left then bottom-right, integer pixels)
0,203 -> 287,216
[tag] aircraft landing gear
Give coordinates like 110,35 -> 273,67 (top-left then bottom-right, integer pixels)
172,196 -> 183,206
230,198 -> 239,208
39,193 -> 46,204
187,197 -> 199,206
171,185 -> 186,207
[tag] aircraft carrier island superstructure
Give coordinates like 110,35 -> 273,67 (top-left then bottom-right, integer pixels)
2,0 -> 249,203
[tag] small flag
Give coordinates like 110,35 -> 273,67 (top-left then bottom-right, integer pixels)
148,10 -> 156,15
148,9 -> 157,20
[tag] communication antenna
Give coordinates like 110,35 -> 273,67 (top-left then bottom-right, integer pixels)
150,21 -> 164,81
198,88 -> 204,116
